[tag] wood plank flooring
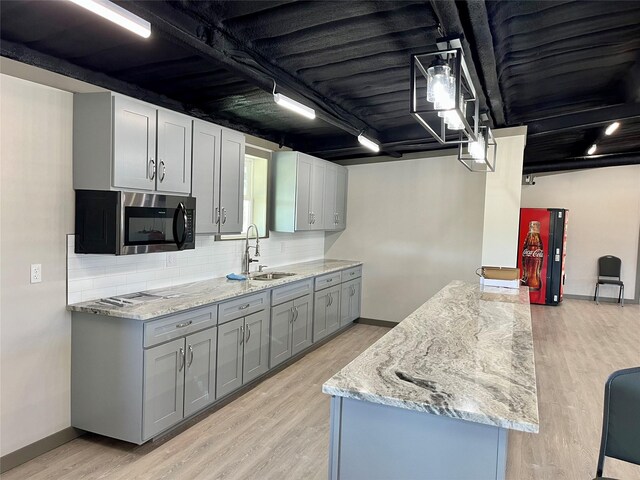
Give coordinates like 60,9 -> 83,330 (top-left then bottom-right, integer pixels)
2,300 -> 639,480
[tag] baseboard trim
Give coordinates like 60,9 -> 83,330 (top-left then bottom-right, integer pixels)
564,293 -> 638,304
355,317 -> 397,328
0,427 -> 85,474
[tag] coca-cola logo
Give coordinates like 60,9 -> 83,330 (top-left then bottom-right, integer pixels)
523,248 -> 543,258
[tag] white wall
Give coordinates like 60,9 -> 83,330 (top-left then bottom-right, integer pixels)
1,75 -> 74,456
325,154 -> 486,323
481,127 -> 527,267
521,165 -> 640,300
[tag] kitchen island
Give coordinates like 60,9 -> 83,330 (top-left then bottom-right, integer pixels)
322,280 -> 538,480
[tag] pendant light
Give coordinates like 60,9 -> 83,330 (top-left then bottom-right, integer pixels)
458,126 -> 496,172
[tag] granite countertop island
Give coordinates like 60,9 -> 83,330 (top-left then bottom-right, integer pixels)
324,280 -> 538,479
324,280 -> 539,432
68,259 -> 361,320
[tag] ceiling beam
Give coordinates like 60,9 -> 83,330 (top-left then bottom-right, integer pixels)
122,1 -> 400,156
527,104 -> 640,137
523,152 -> 640,174
453,0 -> 507,126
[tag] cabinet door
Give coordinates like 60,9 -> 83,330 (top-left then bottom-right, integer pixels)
326,285 -> 341,334
143,338 -> 185,439
323,163 -> 337,230
340,281 -> 352,327
157,109 -> 192,194
242,309 -> 270,384
310,159 -> 326,230
113,96 -> 156,191
335,166 -> 348,230
219,129 -> 245,234
216,318 -> 244,398
349,278 -> 362,322
295,154 -> 312,231
192,120 -> 222,234
292,295 -> 312,355
184,327 -> 217,418
270,301 -> 293,368
313,290 -> 330,342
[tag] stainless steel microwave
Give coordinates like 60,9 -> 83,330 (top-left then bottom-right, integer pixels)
75,190 -> 196,255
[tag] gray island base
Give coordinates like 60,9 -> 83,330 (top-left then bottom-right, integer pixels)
323,281 -> 539,480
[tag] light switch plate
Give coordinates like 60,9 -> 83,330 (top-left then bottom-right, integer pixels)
31,264 -> 42,283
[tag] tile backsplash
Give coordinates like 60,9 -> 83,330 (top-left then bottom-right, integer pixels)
67,231 -> 325,304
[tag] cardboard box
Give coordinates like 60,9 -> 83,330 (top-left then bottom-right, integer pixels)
481,266 -> 520,281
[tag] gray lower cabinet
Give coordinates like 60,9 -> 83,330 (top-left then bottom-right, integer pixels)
314,285 -> 341,342
216,309 -> 270,398
143,325 -> 218,439
340,277 -> 362,326
270,294 -> 313,368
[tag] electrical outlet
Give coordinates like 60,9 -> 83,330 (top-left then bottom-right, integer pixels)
30,264 -> 42,284
166,252 -> 178,268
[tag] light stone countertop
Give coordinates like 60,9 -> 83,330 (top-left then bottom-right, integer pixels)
67,259 -> 361,321
322,280 -> 539,433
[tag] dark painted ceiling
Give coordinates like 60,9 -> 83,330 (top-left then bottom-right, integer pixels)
1,0 -> 639,173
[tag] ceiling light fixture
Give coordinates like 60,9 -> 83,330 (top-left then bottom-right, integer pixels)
410,37 -> 480,145
67,0 -> 151,38
272,81 -> 315,120
604,122 -> 620,135
458,126 -> 497,172
587,144 -> 597,155
357,133 -> 380,153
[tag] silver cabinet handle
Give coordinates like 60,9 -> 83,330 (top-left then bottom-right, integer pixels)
159,160 -> 166,182
175,320 -> 192,329
149,158 -> 156,180
326,294 -> 331,307
215,207 -> 220,225
239,303 -> 250,310
188,344 -> 194,367
179,347 -> 185,371
330,292 -> 334,307
290,307 -> 294,323
240,324 -> 244,345
327,278 -> 332,282
222,207 -> 227,225
293,306 -> 299,323
246,324 -> 251,343
308,212 -> 312,225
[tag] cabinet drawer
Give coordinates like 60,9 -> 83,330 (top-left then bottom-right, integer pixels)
219,291 -> 269,324
341,265 -> 362,283
144,305 -> 217,348
272,279 -> 313,306
315,272 -> 342,291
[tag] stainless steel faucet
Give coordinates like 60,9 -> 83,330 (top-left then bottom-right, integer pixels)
242,223 -> 260,275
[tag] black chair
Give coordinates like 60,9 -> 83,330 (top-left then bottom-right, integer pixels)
594,256 -> 624,307
594,367 -> 640,479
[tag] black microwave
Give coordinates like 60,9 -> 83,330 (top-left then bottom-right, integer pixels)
75,190 -> 196,255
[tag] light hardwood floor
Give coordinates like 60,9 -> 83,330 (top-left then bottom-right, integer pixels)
2,300 -> 639,480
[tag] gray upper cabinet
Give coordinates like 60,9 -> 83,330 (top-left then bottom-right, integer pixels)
143,338 -> 185,439
335,167 -> 348,230
184,327 -> 217,418
156,109 -> 192,195
272,151 -> 338,232
192,120 -> 245,235
73,92 -> 192,195
112,95 -> 156,191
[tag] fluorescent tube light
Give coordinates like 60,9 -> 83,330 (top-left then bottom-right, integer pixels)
605,121 -> 620,135
273,93 -> 315,119
357,134 -> 380,153
587,144 -> 597,155
67,0 -> 151,38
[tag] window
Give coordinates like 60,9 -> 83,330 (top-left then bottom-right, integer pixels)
219,147 -> 270,240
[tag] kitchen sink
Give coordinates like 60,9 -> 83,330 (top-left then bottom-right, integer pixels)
251,272 -> 296,281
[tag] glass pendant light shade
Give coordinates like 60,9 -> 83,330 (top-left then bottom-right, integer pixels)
426,59 -> 454,107
439,94 -> 466,130
469,131 -> 486,161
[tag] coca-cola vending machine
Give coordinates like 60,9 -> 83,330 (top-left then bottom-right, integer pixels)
517,208 -> 568,305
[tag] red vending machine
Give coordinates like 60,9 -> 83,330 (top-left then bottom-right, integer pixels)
518,208 -> 568,305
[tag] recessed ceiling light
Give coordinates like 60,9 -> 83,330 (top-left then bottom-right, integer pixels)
604,121 -> 620,135
67,0 -> 151,38
587,144 -> 597,155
